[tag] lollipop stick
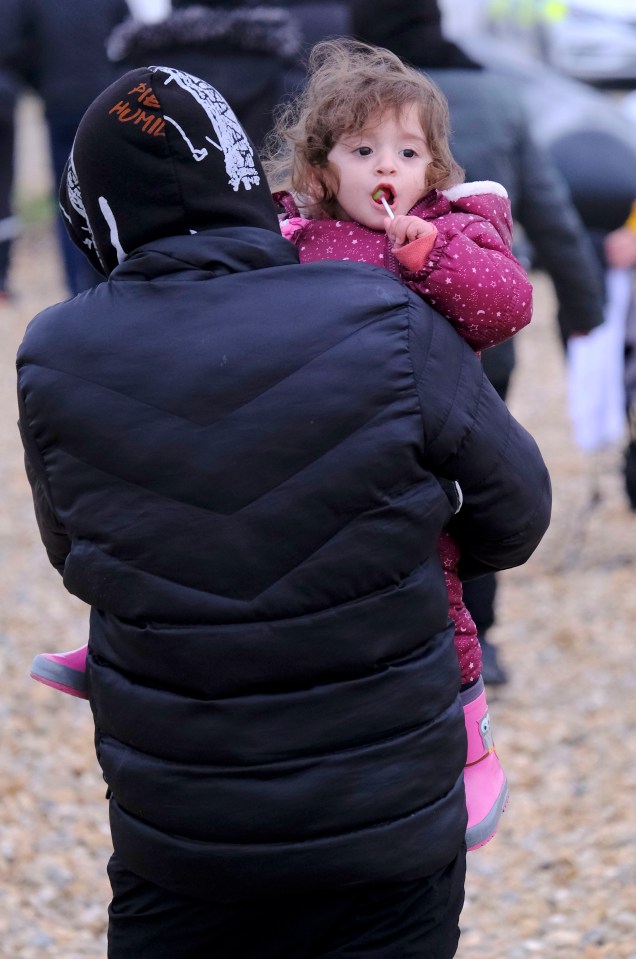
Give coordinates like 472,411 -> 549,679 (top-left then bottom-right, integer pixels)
381,196 -> 394,220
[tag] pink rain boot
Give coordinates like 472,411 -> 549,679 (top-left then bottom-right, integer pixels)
461,677 -> 509,851
30,644 -> 88,699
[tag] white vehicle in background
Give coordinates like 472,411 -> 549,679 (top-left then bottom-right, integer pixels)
449,30 -> 636,157
439,0 -> 636,86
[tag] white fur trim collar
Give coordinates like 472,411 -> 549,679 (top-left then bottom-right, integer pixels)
442,180 -> 508,201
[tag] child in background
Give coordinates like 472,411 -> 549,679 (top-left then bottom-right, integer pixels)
30,38 -> 532,853
265,38 -> 533,851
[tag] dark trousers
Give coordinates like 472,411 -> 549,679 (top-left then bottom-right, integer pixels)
463,351 -> 512,637
0,94 -> 16,292
462,571 -> 497,637
107,849 -> 466,959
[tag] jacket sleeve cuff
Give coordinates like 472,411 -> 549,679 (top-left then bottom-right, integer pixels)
394,225 -> 438,272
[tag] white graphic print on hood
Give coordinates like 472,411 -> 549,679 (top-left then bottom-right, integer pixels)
149,65 -> 261,191
61,154 -> 105,272
63,155 -> 127,268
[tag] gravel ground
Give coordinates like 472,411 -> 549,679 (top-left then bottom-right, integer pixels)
2,103 -> 636,959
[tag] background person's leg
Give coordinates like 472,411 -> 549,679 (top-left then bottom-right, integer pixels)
463,344 -> 513,685
462,574 -> 508,685
0,90 -> 17,299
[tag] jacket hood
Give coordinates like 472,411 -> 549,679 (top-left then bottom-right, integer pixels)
107,6 -> 302,64
59,65 -> 281,276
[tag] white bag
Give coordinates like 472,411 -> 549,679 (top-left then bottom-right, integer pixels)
566,268 -> 631,452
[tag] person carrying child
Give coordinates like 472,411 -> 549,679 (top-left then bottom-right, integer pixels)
20,64 -> 550,956
29,39 -> 533,854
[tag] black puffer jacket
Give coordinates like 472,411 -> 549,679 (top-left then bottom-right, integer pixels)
17,67 -> 551,903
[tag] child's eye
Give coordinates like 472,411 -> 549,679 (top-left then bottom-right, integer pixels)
355,146 -> 372,157
401,149 -> 418,159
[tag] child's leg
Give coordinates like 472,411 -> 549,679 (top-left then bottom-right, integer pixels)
441,539 -> 508,848
30,644 -> 88,699
461,677 -> 508,851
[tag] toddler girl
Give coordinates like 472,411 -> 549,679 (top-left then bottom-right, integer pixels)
31,38 -> 532,853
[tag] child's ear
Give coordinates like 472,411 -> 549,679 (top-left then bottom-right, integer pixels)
305,166 -> 338,214
305,166 -> 323,199
319,164 -> 341,202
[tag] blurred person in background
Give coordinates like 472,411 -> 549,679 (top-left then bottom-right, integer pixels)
0,70 -> 20,303
431,6 -> 636,527
0,0 -> 131,297
605,206 -> 636,467
106,1 -> 352,151
352,0 -> 605,685
547,131 -> 636,509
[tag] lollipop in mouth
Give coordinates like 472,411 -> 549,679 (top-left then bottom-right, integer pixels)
372,187 -> 395,219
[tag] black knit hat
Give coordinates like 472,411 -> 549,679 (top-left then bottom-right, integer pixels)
59,65 -> 280,276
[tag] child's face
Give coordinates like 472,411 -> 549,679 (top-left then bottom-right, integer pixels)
326,104 -> 432,230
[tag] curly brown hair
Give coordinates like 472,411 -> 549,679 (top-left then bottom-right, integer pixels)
263,38 -> 464,218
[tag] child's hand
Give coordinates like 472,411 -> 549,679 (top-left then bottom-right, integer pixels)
605,224 -> 636,269
384,215 -> 435,248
